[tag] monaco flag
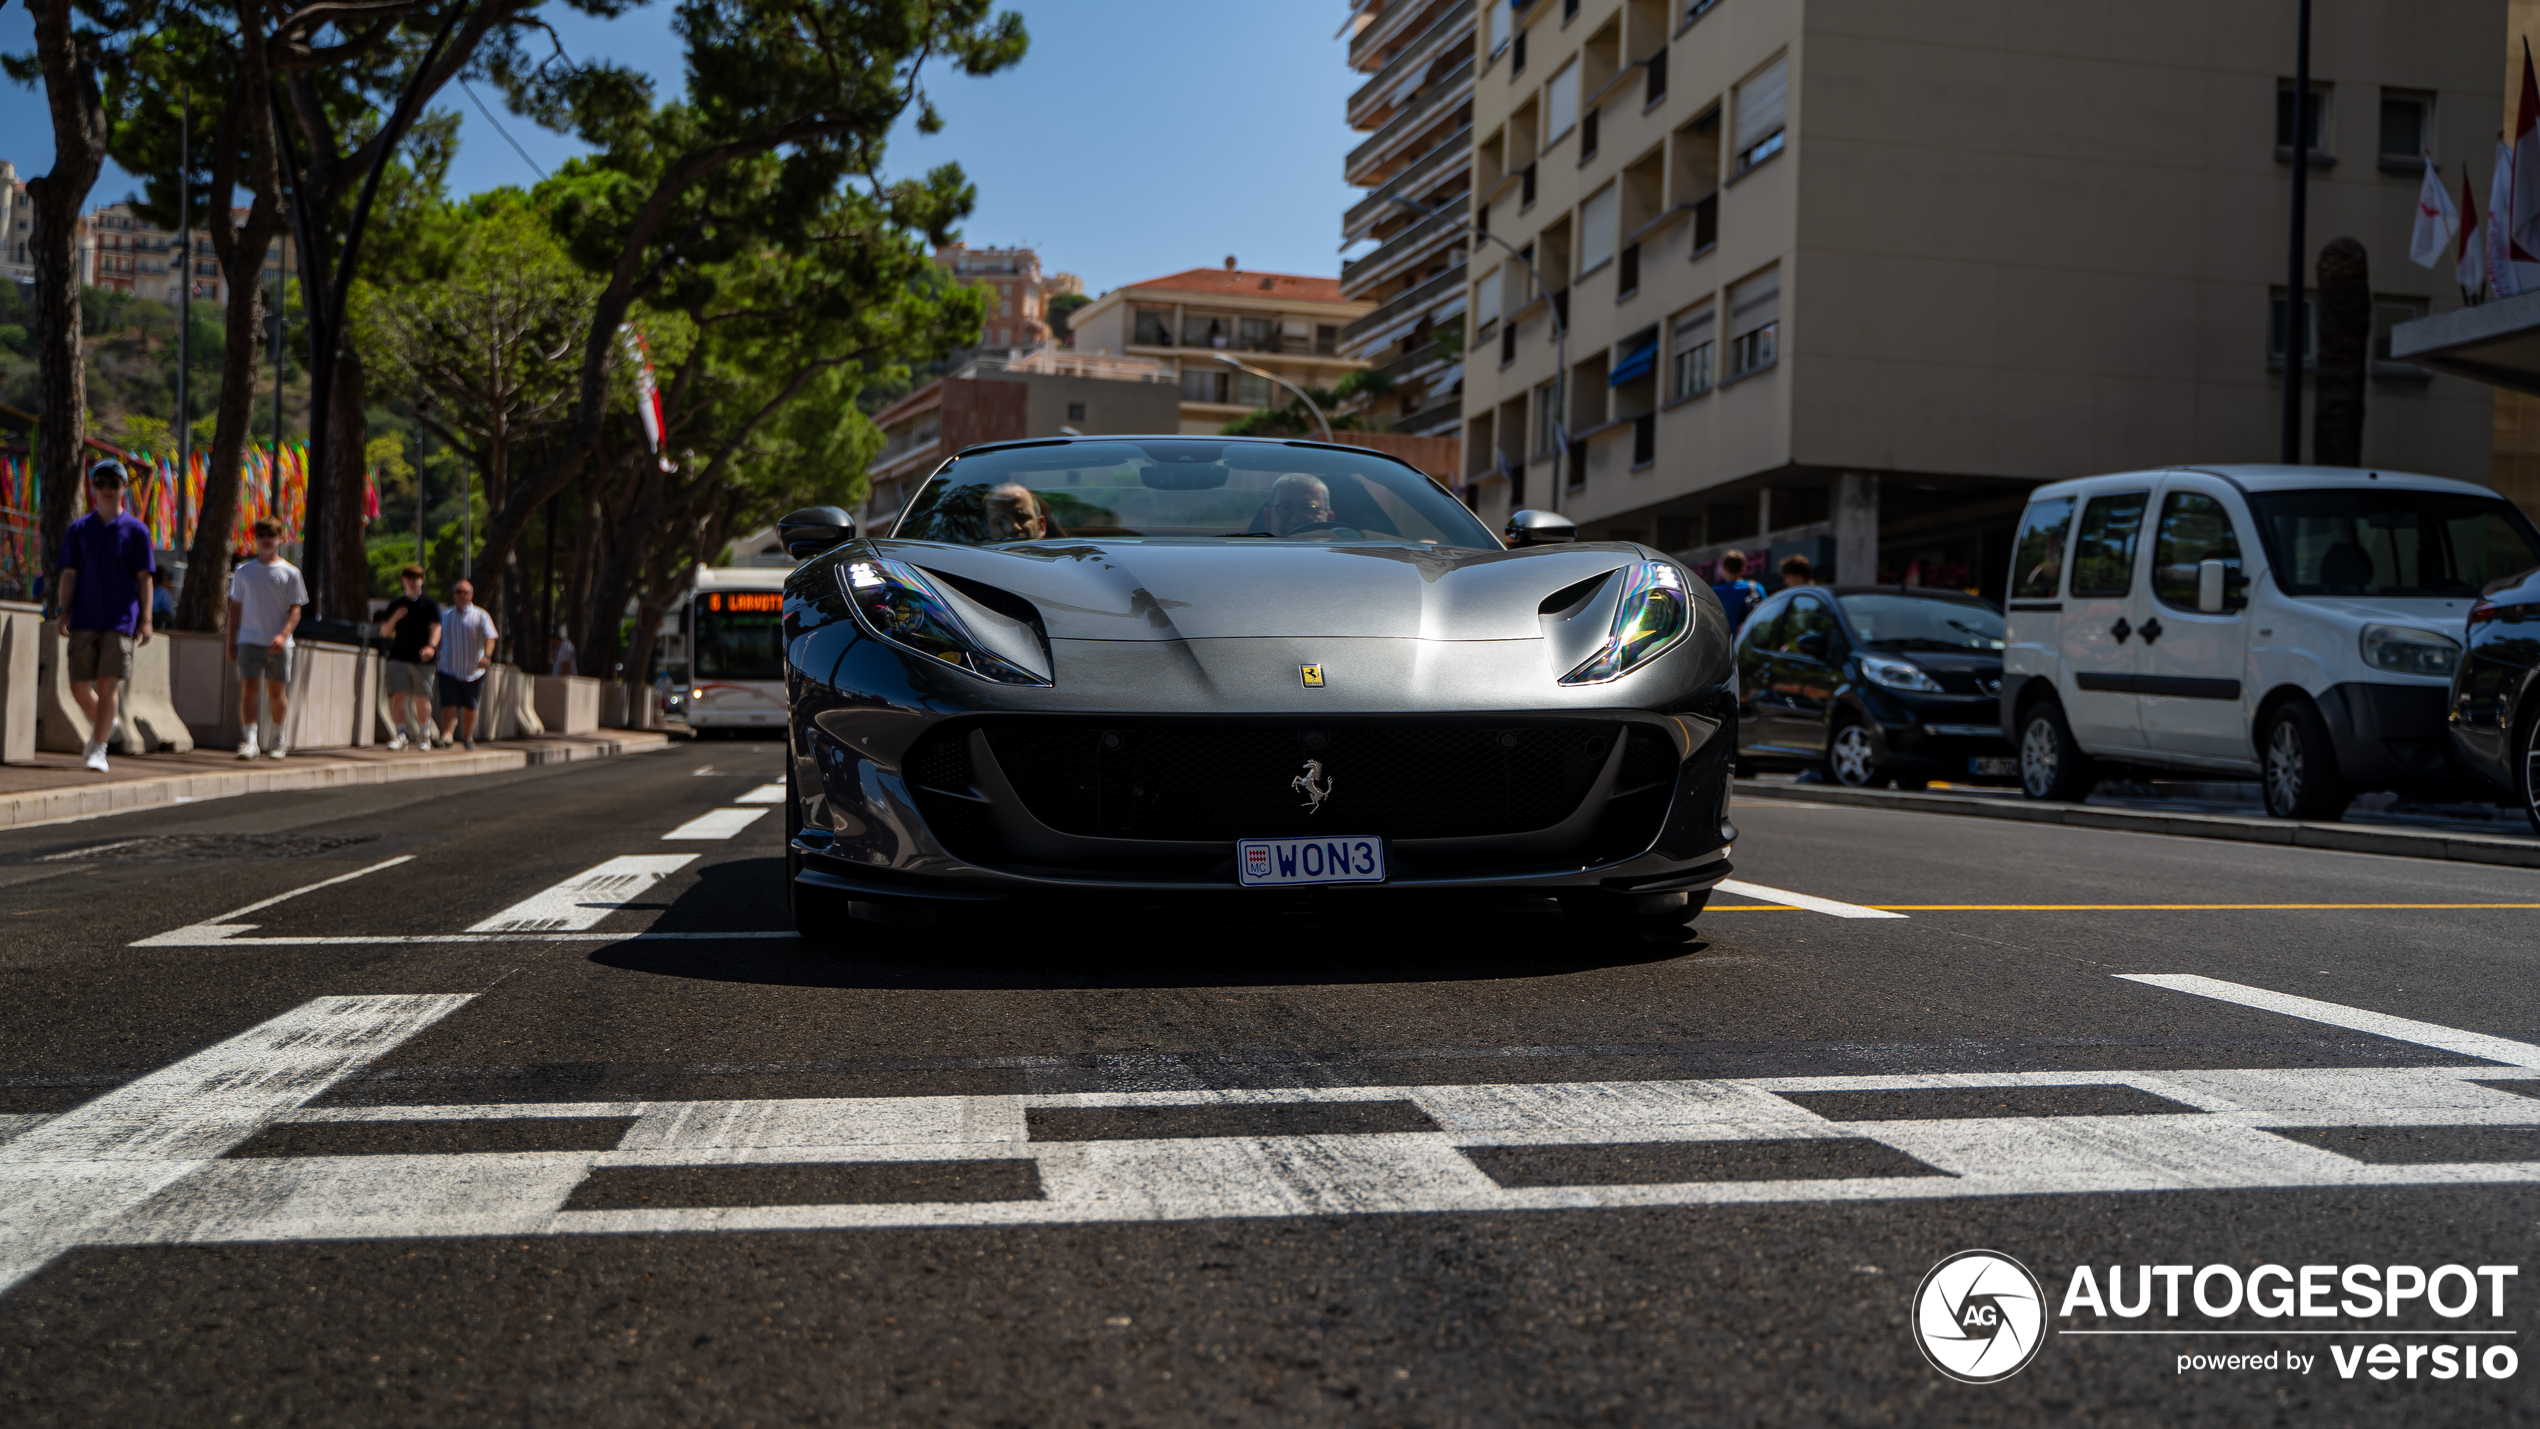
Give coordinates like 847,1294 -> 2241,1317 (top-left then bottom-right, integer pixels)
2459,163 -> 2485,295
2411,156 -> 2459,268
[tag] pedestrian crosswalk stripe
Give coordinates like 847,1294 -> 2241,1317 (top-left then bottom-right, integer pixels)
662,808 -> 769,840
733,783 -> 785,804
467,856 -> 700,933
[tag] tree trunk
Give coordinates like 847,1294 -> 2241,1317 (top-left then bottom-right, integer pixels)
321,347 -> 371,618
2314,236 -> 2370,468
28,0 -> 108,588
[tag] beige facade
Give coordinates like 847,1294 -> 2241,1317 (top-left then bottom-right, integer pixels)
1063,263 -> 1374,435
1461,0 -> 2502,596
0,162 -> 29,288
938,242 -> 1057,353
67,197 -> 298,307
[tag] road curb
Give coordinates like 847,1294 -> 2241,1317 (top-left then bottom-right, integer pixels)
1732,780 -> 2540,869
0,731 -> 676,831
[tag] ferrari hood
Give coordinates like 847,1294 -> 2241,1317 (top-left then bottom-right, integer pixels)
857,538 -> 1653,642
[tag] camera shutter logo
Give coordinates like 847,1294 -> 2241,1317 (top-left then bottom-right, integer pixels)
1912,1250 -> 2046,1384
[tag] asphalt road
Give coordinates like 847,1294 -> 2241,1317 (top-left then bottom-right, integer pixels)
2,740 -> 2537,1425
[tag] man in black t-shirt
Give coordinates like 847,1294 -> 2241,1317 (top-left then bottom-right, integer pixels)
376,564 -> 442,750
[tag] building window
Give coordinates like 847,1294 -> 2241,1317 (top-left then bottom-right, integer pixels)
1315,324 -> 1340,355
1670,303 -> 1715,399
2276,80 -> 2330,156
1240,316 -> 1278,352
2268,289 -> 2318,367
1182,312 -> 1233,348
1546,60 -> 1578,146
1134,308 -> 1175,346
1686,0 -> 1722,19
1581,106 -> 1599,160
1733,56 -> 1787,174
1578,182 -> 1618,274
2372,293 -> 2431,370
1533,381 -> 1562,455
1474,267 -> 1502,332
1520,162 -> 1538,208
1180,368 -> 1231,403
1067,402 -> 1087,422
2379,89 -> 2433,170
1512,27 -> 1527,74
1727,268 -> 1778,378
1233,372 -> 1272,406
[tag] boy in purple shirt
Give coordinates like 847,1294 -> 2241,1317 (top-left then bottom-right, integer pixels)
52,460 -> 157,772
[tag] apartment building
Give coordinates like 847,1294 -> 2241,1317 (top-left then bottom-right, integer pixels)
1460,0 -> 2500,596
1339,0 -> 1478,438
852,350 -> 1183,533
75,198 -> 298,307
938,242 -> 1061,353
0,162 -> 29,288
1063,261 -> 1375,434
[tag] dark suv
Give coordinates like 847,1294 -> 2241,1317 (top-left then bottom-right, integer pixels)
2447,565 -> 2540,833
1734,586 -> 2014,788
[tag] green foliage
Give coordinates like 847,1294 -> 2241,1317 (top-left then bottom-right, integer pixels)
1218,370 -> 1398,438
1047,291 -> 1091,342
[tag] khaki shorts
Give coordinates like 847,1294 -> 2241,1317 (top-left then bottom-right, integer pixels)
236,643 -> 292,683
67,629 -> 134,683
386,659 -> 434,697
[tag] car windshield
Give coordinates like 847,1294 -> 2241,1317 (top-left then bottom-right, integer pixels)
693,591 -> 785,680
891,439 -> 1498,549
2249,488 -> 2540,598
1836,593 -> 2005,651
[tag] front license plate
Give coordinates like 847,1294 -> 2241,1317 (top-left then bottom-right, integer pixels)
1970,756 -> 2018,776
1237,835 -> 1386,887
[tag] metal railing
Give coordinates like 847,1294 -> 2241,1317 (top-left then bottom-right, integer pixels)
1345,56 -> 1475,182
1345,0 -> 1475,128
1342,125 -> 1472,239
1341,260 -> 1469,347
1341,192 -> 1470,297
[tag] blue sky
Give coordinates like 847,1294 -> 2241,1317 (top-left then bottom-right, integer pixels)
0,0 -> 1362,294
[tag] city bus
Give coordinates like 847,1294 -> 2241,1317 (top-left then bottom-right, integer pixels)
661,564 -> 790,731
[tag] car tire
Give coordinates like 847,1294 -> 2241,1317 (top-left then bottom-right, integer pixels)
2017,700 -> 2096,802
2260,700 -> 2351,822
1826,720 -> 1885,788
1560,888 -> 1711,935
2514,704 -> 2540,837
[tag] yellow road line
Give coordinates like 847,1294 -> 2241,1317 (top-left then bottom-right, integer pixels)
1867,903 -> 2540,911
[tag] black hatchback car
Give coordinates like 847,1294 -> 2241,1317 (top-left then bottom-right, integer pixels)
1734,585 -> 2014,788
2447,565 -> 2540,832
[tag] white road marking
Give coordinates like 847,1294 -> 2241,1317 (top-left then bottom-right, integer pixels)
734,783 -> 785,804
663,808 -> 769,840
467,856 -> 700,933
0,993 -> 471,1292
2120,974 -> 2540,1069
77,1062 -> 2540,1250
1715,878 -> 1909,919
131,856 -> 418,947
128,929 -> 794,947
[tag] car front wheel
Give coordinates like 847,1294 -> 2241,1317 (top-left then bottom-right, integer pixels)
2517,706 -> 2540,837
2017,701 -> 2095,802
1827,721 -> 1883,788
2260,701 -> 2350,822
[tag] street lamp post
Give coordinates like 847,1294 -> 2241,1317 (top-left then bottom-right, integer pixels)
1214,351 -> 1332,442
1382,194 -> 1567,510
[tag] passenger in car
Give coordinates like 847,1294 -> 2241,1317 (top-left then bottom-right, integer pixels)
1256,474 -> 1335,536
985,483 -> 1052,542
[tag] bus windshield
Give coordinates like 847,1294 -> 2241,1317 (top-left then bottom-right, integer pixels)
694,591 -> 785,680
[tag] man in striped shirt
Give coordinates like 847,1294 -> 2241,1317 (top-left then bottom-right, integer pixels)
434,578 -> 500,751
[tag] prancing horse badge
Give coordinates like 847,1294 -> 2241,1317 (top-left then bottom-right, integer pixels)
1300,664 -> 1325,687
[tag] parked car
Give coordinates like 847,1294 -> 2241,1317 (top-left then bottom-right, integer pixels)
2447,564 -> 2540,833
2000,465 -> 2540,819
1733,585 -> 2014,789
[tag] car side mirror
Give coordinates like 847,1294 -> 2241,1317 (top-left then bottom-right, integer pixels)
1505,508 -> 1578,547
2197,559 -> 2226,613
1793,630 -> 1828,658
779,506 -> 855,559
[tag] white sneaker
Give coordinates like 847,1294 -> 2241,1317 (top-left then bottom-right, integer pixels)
266,739 -> 288,760
388,731 -> 409,751
83,744 -> 108,772
236,732 -> 260,760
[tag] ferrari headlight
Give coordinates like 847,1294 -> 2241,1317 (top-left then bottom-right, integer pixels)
2359,623 -> 2459,677
1860,653 -> 1944,692
1560,560 -> 1691,685
841,557 -> 1050,686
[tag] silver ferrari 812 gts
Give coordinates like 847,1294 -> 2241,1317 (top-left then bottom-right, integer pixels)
775,436 -> 1738,937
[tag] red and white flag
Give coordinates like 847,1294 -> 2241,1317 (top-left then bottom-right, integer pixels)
618,324 -> 669,466
2512,41 -> 2540,264
2410,156 -> 2458,268
2492,140 -> 2522,298
2459,163 -> 2485,296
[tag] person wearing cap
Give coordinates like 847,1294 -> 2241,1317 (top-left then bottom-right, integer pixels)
226,517 -> 306,760
52,460 -> 157,773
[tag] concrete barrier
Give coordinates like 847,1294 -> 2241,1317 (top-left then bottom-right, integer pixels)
35,622 -> 193,755
533,674 -> 600,734
0,602 -> 39,763
597,681 -> 666,732
167,631 -> 369,752
478,664 -> 545,741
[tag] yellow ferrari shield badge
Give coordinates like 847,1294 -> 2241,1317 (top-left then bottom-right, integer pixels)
1300,664 -> 1325,687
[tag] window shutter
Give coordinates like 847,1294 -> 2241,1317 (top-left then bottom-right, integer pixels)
1672,303 -> 1715,347
1579,185 -> 1618,272
1736,57 -> 1787,154
1547,62 -> 1578,140
1729,269 -> 1779,338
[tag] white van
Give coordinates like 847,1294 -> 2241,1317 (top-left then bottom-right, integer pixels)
2000,465 -> 2540,819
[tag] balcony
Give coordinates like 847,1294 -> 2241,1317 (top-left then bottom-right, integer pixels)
1341,193 -> 1470,300
1345,56 -> 1476,186
1341,260 -> 1468,352
1342,125 -> 1472,240
1350,0 -> 1459,70
1378,334 -> 1461,384
1392,394 -> 1465,434
1346,0 -> 1475,129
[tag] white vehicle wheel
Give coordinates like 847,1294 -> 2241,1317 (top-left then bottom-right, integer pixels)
1829,723 -> 1880,787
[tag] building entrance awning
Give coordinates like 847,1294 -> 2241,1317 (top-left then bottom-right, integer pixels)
2389,289 -> 2540,396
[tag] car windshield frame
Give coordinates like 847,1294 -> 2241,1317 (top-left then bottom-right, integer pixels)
1834,592 -> 2006,652
2245,486 -> 2540,600
888,439 -> 1502,550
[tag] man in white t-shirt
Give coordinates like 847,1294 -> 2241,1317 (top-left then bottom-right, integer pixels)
225,517 -> 306,760
435,578 -> 501,750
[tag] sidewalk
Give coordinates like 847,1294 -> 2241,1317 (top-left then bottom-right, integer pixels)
0,731 -> 676,831
1733,775 -> 2540,870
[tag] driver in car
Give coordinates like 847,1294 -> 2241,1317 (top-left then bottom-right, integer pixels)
1258,473 -> 1335,536
985,482 -> 1051,542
